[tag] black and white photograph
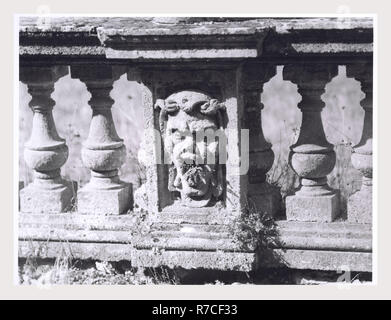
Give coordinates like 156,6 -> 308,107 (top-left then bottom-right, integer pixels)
16,14 -> 375,286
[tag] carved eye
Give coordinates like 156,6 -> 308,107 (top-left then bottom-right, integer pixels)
171,128 -> 177,134
182,98 -> 188,104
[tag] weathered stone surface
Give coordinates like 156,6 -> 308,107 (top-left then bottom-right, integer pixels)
131,250 -> 255,272
18,239 -> 254,271
277,219 -> 371,233
19,240 -> 133,262
18,239 -> 372,272
133,183 -> 149,213
21,221 -> 370,253
105,48 -> 258,60
19,227 -> 135,243
277,220 -> 372,252
134,236 -> 240,252
19,213 -> 372,272
19,212 -> 139,231
133,218 -> 242,252
286,193 -> 339,222
289,152 -> 336,181
19,45 -> 105,56
158,206 -> 233,225
348,187 -> 372,224
19,213 -> 372,243
223,70 -> 248,214
291,43 -> 372,54
260,249 -> 372,272
20,182 -> 74,213
19,17 -> 373,34
77,183 -> 132,215
19,17 -> 373,59
280,235 -> 371,252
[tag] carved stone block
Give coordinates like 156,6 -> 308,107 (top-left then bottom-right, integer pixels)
77,183 -> 132,215
20,181 -> 74,213
286,192 -> 339,222
155,90 -> 226,208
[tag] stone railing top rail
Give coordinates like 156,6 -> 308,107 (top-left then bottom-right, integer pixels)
19,17 -> 373,60
19,17 -> 373,33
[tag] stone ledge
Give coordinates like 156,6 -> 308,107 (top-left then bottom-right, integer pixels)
260,249 -> 372,272
131,249 -> 256,272
276,220 -> 372,252
19,213 -> 372,252
19,17 -> 373,34
18,212 -> 372,272
19,17 -> 373,60
18,240 -> 372,272
19,240 -> 133,262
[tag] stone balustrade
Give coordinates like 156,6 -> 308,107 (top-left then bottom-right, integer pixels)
18,17 -> 374,273
283,64 -> 340,222
20,66 -> 74,213
70,65 -> 132,215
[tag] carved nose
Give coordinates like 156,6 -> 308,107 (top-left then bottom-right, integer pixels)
188,179 -> 197,187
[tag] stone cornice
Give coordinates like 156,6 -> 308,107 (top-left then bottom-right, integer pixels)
19,17 -> 373,61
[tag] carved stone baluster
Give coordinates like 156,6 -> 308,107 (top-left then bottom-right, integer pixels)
244,63 -> 280,216
346,63 -> 373,223
71,65 -> 132,215
283,64 -> 339,222
20,66 -> 74,213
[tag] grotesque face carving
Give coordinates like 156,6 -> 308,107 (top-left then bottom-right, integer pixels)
155,90 -> 225,207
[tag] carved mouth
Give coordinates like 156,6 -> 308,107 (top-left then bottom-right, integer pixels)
181,165 -> 210,196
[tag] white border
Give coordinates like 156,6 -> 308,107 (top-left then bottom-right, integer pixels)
14,14 -> 20,286
372,13 -> 378,285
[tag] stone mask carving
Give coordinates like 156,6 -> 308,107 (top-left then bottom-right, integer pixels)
155,90 -> 225,207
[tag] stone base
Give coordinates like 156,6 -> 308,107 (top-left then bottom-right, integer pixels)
20,181 -> 75,213
131,249 -> 255,271
260,249 -> 372,272
77,183 -> 132,215
18,213 -> 373,272
248,183 -> 281,217
286,192 -> 339,222
348,188 -> 372,224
